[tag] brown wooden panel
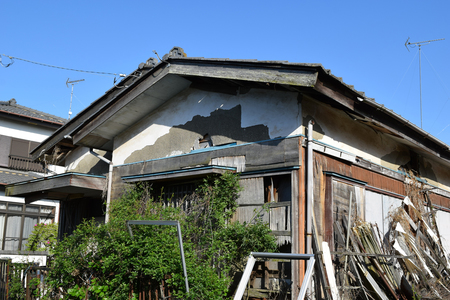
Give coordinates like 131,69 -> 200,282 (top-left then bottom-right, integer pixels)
429,193 -> 442,207
315,152 -> 406,195
352,165 -> 371,183
324,176 -> 333,246
430,193 -> 450,209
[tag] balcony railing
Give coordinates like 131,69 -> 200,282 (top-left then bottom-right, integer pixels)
8,155 -> 44,173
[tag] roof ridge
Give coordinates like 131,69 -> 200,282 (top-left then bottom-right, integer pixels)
0,98 -> 67,124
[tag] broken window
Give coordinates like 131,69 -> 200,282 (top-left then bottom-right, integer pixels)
192,134 -> 213,151
150,180 -> 200,211
264,175 -> 291,203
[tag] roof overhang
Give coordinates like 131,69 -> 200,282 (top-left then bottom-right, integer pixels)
72,62 -> 319,151
73,72 -> 192,150
30,59 -> 322,162
5,173 -> 106,203
29,52 -> 450,166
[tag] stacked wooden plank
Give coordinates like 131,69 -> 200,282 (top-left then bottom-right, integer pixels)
321,196 -> 450,300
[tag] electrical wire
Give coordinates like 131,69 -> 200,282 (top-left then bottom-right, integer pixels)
421,49 -> 450,132
0,53 -> 124,76
390,50 -> 418,103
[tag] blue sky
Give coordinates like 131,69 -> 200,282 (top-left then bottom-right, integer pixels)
1,1 -> 450,144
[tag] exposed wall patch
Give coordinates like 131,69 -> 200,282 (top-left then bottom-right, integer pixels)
124,105 -> 269,164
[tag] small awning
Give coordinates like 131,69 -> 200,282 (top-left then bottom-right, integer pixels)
5,172 -> 106,203
122,165 -> 236,183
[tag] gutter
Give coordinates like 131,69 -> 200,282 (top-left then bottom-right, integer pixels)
89,149 -> 113,223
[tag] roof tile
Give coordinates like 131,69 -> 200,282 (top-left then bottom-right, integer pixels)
0,98 -> 67,125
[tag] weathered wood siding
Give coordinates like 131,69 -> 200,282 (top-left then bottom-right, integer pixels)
111,137 -> 301,201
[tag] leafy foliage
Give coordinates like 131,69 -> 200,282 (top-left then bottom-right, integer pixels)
44,172 -> 277,299
7,262 -> 29,300
26,222 -> 58,252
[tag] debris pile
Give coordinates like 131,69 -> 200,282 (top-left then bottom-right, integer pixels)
324,195 -> 450,300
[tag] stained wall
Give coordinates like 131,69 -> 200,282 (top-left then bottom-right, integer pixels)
302,96 -> 450,192
113,88 -> 301,165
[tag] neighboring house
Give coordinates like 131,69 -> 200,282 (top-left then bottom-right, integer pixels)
0,98 -> 64,264
6,47 -> 450,297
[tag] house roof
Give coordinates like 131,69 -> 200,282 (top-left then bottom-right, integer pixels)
0,98 -> 67,127
0,167 -> 42,186
28,46 -> 450,166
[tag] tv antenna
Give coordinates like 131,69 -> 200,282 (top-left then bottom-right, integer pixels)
405,37 -> 444,129
66,78 -> 84,120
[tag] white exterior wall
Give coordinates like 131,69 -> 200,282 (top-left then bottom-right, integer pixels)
302,96 -> 406,169
0,118 -> 55,143
113,88 -> 301,165
436,210 -> 450,253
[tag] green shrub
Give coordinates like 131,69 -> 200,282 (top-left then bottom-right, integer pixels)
26,222 -> 58,252
45,172 -> 277,299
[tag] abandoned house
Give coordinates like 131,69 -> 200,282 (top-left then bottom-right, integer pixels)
0,98 -> 65,265
5,47 -> 450,299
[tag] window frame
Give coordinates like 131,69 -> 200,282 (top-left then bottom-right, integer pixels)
0,201 -> 55,251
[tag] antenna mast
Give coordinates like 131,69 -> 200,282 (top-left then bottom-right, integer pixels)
405,37 -> 444,129
66,78 -> 84,120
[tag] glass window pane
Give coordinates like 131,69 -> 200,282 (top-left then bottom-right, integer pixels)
40,207 -> 54,214
21,216 -> 38,250
4,215 -> 22,250
8,204 -> 22,212
25,206 -> 39,213
0,203 -> 6,210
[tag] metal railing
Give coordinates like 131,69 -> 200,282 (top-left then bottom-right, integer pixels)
8,155 -> 44,173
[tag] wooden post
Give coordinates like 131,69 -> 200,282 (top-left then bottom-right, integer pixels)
298,137 -> 306,290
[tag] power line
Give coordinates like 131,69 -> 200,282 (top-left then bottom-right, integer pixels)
0,53 -> 126,77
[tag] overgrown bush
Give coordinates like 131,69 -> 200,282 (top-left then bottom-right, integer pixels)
45,172 -> 277,299
26,222 -> 58,252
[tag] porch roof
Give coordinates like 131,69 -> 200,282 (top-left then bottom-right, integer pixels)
5,172 -> 106,203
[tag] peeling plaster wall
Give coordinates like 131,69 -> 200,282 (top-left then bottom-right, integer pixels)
302,97 -> 407,168
113,88 -> 301,165
65,147 -> 110,175
419,155 -> 450,191
302,96 -> 450,191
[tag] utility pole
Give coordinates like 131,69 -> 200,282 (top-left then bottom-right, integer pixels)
66,78 -> 84,120
405,38 -> 444,129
